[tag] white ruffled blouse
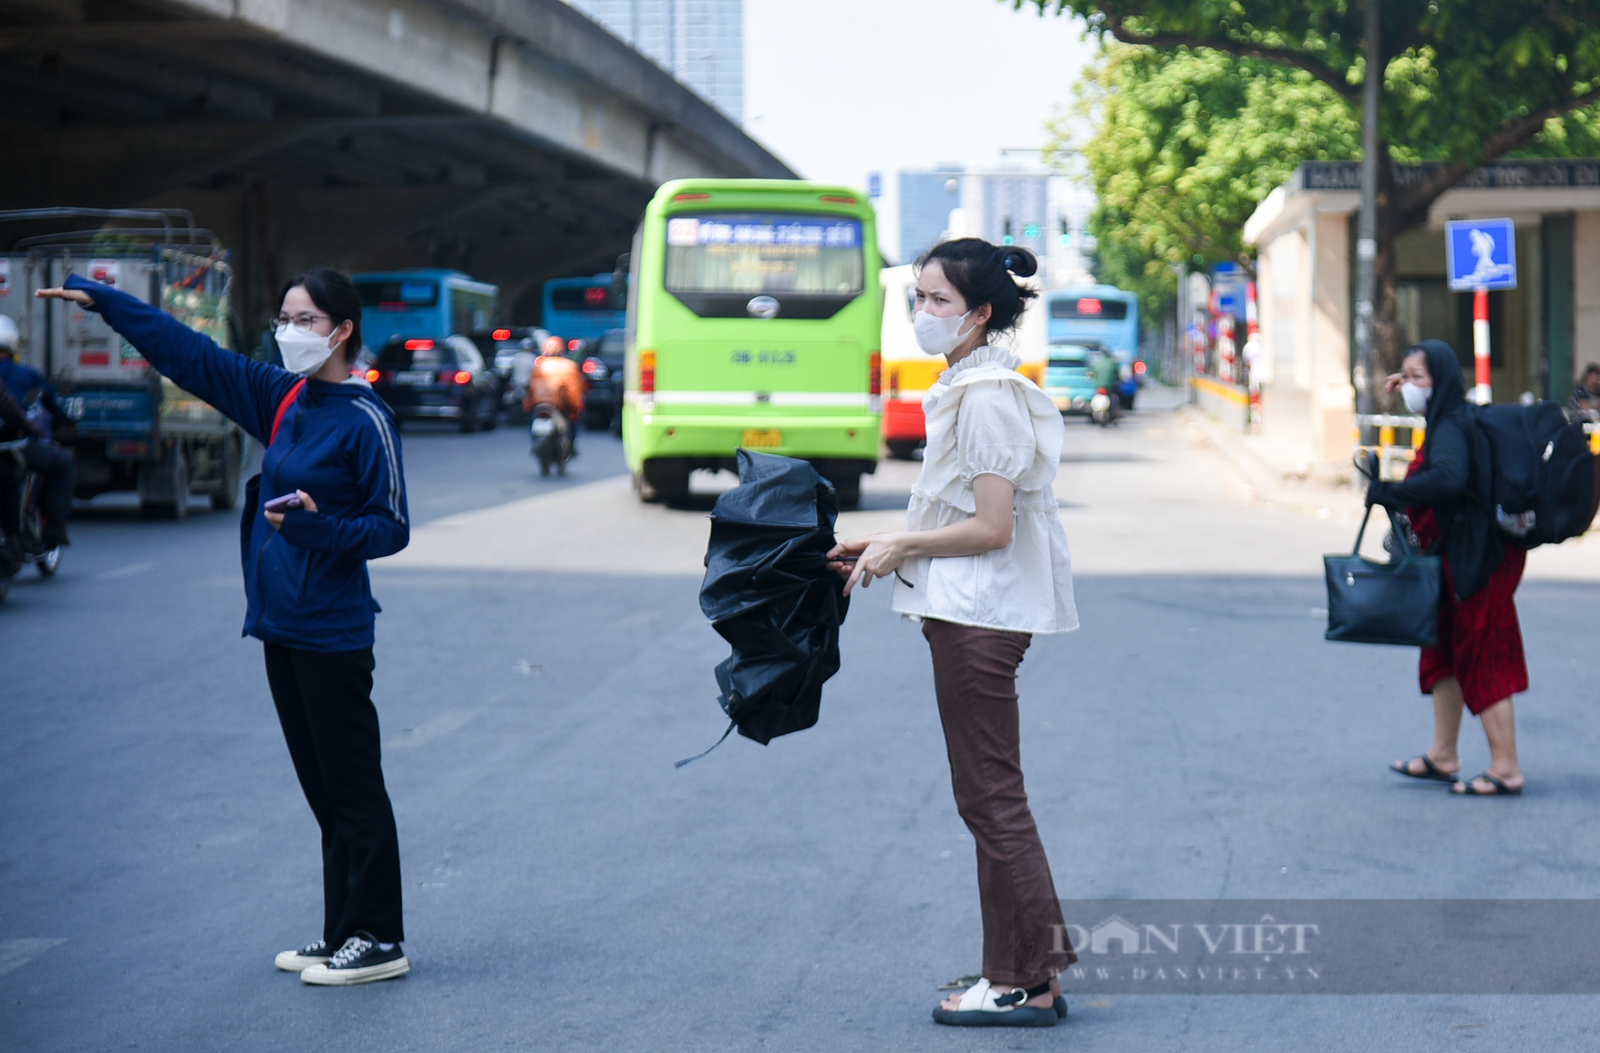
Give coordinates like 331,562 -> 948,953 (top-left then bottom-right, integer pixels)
890,345 -> 1078,634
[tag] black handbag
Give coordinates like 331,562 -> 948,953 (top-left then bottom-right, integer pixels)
1324,504 -> 1442,647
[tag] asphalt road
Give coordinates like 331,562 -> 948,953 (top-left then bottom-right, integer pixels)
5,394 -> 1600,1052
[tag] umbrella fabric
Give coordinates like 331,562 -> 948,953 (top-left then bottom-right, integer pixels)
694,450 -> 850,752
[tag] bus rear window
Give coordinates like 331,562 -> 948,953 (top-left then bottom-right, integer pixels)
664,212 -> 864,297
550,286 -> 619,312
377,343 -> 453,369
358,280 -> 439,308
1051,297 -> 1129,320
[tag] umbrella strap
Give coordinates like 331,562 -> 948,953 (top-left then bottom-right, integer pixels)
674,719 -> 736,769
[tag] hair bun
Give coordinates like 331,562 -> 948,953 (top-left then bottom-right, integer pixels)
1000,246 -> 1038,279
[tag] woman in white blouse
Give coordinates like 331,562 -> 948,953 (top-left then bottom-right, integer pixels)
830,239 -> 1078,1028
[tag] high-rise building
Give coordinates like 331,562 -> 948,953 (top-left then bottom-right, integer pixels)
898,167 -> 964,265
962,170 -> 1050,259
898,166 -> 1095,285
568,0 -> 744,122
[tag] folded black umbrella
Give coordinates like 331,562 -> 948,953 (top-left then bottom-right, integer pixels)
679,450 -> 850,765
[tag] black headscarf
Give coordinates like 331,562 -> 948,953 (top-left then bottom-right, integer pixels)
1370,339 -> 1501,599
1414,339 -> 1469,456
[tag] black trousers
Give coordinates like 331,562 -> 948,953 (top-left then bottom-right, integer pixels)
263,643 -> 404,945
0,438 -> 75,537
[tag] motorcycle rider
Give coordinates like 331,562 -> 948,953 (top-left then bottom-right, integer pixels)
0,316 -> 75,549
1089,348 -> 1121,421
523,335 -> 585,455
0,378 -> 30,571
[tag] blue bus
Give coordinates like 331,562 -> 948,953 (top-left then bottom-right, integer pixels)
354,269 -> 499,349
542,273 -> 625,349
1044,285 -> 1144,410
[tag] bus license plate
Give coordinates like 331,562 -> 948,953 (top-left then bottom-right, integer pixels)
742,429 -> 782,448
397,370 -> 434,385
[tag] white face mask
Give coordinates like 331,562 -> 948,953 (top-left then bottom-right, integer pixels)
912,309 -> 975,357
1401,381 -> 1431,414
276,325 -> 339,376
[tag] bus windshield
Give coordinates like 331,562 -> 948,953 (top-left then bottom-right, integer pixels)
1050,296 -> 1129,320
665,212 -> 864,297
358,279 -> 439,308
550,284 -> 619,313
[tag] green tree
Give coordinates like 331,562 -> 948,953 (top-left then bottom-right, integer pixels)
1024,0 -> 1600,372
1053,45 -> 1360,319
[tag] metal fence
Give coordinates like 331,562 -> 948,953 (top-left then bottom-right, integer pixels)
1355,412 -> 1600,481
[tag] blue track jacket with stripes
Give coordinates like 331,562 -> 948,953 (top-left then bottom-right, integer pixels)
68,273 -> 409,652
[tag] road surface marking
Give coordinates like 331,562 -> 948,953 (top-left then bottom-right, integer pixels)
95,562 -> 154,580
0,938 -> 66,977
386,709 -> 480,749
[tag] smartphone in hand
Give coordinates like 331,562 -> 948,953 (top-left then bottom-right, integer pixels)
264,492 -> 303,514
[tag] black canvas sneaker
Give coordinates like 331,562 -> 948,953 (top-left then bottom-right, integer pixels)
274,939 -> 332,972
300,932 -> 409,985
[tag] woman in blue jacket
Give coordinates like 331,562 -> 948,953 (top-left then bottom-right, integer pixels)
39,268 -> 412,985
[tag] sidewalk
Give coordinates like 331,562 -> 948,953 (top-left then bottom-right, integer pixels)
1175,391 -> 1363,514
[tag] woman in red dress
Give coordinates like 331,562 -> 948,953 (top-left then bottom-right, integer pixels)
1367,340 -> 1527,796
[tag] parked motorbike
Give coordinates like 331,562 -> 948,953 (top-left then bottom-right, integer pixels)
1089,387 -> 1119,427
0,438 -> 63,603
529,402 -> 572,477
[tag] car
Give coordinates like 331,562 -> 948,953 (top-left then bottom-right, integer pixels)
470,327 -> 541,411
581,328 -> 625,430
1044,343 -> 1104,415
367,334 -> 500,432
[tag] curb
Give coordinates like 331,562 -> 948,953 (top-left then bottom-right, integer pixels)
1180,405 -> 1359,512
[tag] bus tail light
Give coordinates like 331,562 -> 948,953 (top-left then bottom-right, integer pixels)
888,366 -> 900,397
405,339 -> 434,351
492,328 -> 512,341
639,350 -> 656,395
869,352 -> 882,397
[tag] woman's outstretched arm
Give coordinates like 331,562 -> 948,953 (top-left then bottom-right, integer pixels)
40,278 -> 298,443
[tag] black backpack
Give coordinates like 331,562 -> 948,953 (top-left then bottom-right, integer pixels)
1473,400 -> 1600,548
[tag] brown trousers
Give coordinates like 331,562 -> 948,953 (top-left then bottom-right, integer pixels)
923,618 -> 1076,986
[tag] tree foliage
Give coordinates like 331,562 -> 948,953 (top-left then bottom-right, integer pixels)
1024,0 -> 1600,367
1053,46 -> 1360,317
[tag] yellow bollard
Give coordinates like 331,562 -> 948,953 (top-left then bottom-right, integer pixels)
1590,430 -> 1600,455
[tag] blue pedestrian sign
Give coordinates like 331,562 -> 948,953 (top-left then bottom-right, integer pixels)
1445,218 -> 1517,292
867,172 -> 882,199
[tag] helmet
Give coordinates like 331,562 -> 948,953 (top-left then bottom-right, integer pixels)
0,315 -> 17,353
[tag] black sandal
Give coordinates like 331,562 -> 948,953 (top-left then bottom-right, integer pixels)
1453,772 -> 1523,796
1391,755 -> 1457,783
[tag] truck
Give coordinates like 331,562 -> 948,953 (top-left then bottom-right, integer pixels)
0,209 -> 247,519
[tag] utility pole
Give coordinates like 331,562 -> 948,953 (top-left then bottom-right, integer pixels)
1354,0 -> 1381,419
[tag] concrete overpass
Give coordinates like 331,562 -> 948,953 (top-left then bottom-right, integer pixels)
0,0 -> 795,325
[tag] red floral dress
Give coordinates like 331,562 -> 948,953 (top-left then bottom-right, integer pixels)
1405,448 -> 1527,714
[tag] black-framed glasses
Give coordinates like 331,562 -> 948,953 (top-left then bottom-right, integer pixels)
274,312 -> 332,333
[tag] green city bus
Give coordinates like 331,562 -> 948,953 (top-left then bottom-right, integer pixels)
622,179 -> 882,505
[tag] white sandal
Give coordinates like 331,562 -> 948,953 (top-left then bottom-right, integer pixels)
930,977 -> 1058,1028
